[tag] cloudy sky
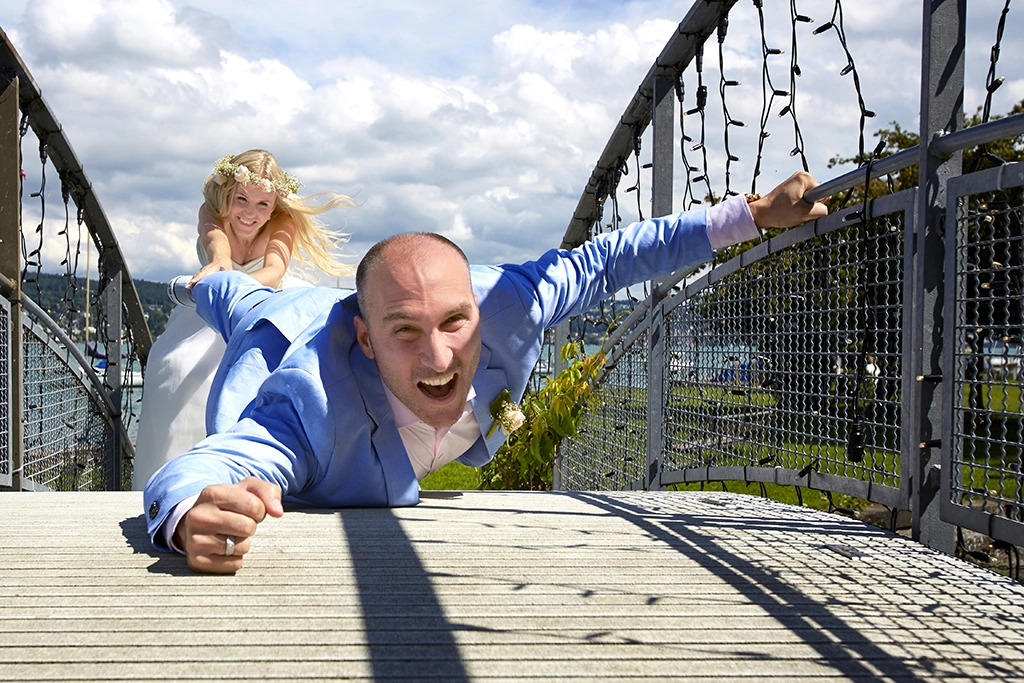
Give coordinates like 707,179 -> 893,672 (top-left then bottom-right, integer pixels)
1,0 -> 1021,287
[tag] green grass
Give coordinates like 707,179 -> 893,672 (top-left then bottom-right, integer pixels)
419,461 -> 482,490
421,455 -> 873,522
958,382 -> 1024,500
965,383 -> 1023,413
668,480 -> 868,515
669,384 -> 778,410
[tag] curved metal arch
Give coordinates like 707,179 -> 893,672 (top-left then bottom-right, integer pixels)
560,0 -> 739,251
0,27 -> 153,363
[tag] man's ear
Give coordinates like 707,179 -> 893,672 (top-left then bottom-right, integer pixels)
353,316 -> 374,359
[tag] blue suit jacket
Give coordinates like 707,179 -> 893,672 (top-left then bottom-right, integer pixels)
144,208 -> 717,546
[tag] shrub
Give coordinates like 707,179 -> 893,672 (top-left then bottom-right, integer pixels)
480,342 -> 605,490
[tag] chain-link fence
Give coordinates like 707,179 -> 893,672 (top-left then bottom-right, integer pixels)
560,193 -> 913,509
559,325 -> 650,491
944,163 -> 1024,550
20,307 -> 126,491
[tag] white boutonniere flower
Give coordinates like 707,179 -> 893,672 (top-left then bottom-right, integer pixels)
486,388 -> 525,438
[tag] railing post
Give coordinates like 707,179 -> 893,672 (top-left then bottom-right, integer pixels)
551,320 -> 570,491
101,260 -> 123,490
0,74 -> 21,492
645,75 -> 675,490
911,0 -> 963,554
552,321 -> 570,377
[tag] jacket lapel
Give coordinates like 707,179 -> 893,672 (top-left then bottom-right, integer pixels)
349,346 -> 420,506
470,343 -> 513,458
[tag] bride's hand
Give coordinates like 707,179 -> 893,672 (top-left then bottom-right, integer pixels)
189,259 -> 231,288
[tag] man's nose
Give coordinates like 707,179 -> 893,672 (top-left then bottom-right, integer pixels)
421,330 -> 453,371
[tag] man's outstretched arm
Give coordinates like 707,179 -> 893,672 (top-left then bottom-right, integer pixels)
506,170 -> 829,334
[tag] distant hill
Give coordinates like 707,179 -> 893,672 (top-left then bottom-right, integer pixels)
20,272 -> 175,339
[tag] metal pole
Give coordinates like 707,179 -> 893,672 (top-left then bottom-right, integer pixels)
551,319 -> 570,491
0,75 -> 21,492
645,75 -> 675,490
102,261 -> 123,490
910,0 -> 963,554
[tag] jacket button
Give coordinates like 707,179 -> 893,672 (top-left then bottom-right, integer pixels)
148,501 -> 159,520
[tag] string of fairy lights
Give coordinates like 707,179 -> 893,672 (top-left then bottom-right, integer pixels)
558,0 -> 1016,412
566,0 -> 880,349
16,115 -> 142,444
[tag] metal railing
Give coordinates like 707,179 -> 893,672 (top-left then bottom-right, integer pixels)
943,163 -> 1024,550
552,0 -> 1024,568
559,192 -> 914,511
0,28 -> 149,491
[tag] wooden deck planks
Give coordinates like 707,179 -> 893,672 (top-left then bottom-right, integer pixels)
1,490 -> 1023,681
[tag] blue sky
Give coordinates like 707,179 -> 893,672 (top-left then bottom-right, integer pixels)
0,0 -> 1020,287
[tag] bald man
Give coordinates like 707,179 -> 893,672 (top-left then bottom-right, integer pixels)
144,171 -> 827,572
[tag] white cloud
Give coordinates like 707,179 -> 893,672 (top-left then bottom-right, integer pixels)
190,52 -> 312,123
25,0 -> 208,67
494,24 -> 589,82
0,0 -> 1021,291
445,212 -> 474,242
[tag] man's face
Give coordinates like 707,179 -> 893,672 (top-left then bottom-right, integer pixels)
354,240 -> 482,429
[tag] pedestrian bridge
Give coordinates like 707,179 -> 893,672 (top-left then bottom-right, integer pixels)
2,1 -> 1024,680
2,491 -> 1022,681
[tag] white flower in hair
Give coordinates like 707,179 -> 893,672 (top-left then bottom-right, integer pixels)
211,154 -> 304,198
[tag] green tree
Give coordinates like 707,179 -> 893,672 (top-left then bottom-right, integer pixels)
826,100 -> 1024,200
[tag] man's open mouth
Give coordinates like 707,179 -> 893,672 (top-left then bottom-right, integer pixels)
418,373 -> 457,400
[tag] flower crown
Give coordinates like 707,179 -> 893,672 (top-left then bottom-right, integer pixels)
211,154 -> 301,198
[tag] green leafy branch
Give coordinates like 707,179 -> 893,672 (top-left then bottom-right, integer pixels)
480,341 -> 607,491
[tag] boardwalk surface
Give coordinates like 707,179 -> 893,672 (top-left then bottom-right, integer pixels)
1,490 -> 1023,682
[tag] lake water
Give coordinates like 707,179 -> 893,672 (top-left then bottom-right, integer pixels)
71,343 -> 144,443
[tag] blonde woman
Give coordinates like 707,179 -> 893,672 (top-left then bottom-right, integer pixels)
132,150 -> 355,490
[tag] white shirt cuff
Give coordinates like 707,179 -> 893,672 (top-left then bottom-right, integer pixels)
162,493 -> 200,554
706,195 -> 759,250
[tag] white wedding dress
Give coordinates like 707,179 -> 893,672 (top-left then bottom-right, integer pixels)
131,247 -> 309,490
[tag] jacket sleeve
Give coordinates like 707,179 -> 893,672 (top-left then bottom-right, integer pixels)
466,206 -> 717,441
191,270 -> 275,344
502,206 -> 714,331
142,363 -> 332,549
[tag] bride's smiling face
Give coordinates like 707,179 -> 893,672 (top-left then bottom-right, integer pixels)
229,183 -> 277,237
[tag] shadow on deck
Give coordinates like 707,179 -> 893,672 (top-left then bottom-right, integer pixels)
1,491 -> 1023,681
